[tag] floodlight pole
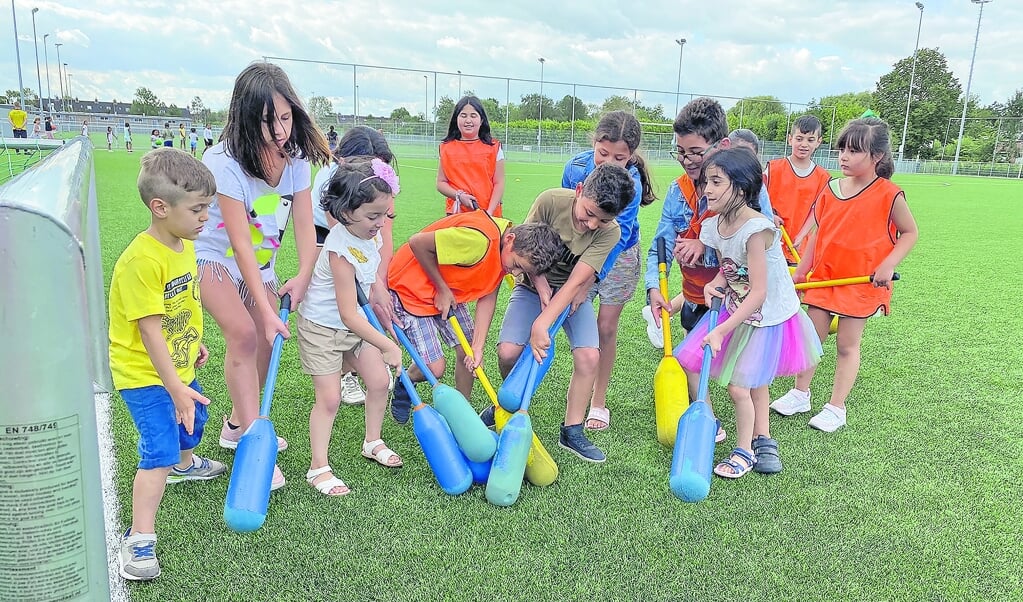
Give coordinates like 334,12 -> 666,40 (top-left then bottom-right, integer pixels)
674,38 -> 686,118
457,70 -> 462,98
899,2 -> 924,162
537,57 -> 545,151
32,8 -> 43,113
43,33 -> 51,110
952,0 -> 992,175
11,0 -> 26,107
423,74 -> 429,124
55,42 -> 64,112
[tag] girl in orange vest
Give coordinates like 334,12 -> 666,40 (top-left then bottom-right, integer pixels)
771,117 -> 918,432
437,96 -> 505,217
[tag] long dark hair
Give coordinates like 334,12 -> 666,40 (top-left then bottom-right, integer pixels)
593,110 -> 656,206
442,96 -> 494,144
220,62 -> 331,182
336,125 -> 396,168
702,148 -> 764,222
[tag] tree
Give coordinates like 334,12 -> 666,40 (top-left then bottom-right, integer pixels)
307,95 -> 334,126
190,96 -> 209,123
2,88 -> 38,107
518,93 -> 555,121
806,91 -> 874,143
390,107 -> 412,121
434,95 -> 455,123
636,103 -> 667,123
131,87 -> 164,115
726,95 -> 788,141
874,48 -> 962,159
554,95 -> 588,122
600,95 -> 634,114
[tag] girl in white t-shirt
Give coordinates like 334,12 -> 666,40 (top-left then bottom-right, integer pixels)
298,158 -> 404,496
673,148 -> 822,480
195,62 -> 331,491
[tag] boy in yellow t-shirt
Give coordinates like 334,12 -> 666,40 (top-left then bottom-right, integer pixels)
8,100 -> 28,153
108,148 -> 220,581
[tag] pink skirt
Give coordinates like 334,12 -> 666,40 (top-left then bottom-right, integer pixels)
673,307 -> 823,389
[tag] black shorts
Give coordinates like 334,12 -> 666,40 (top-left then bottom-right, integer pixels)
315,224 -> 330,246
679,300 -> 709,332
12,129 -> 27,139
204,138 -> 214,148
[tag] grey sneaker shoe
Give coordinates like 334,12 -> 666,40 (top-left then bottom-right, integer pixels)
340,371 -> 367,405
558,423 -> 606,463
166,455 -> 227,484
119,529 -> 160,581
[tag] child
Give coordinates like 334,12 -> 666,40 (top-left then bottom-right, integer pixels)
107,126 -> 115,152
203,124 -> 214,150
81,119 -> 89,138
326,125 -> 339,151
771,117 -> 918,432
644,97 -> 731,404
43,115 -> 55,139
310,126 -> 398,405
388,212 -> 564,424
673,148 -> 822,478
298,158 -> 405,496
195,61 -> 331,490
151,129 -> 161,150
437,96 -> 505,216
162,122 -> 173,148
108,148 -> 223,580
561,110 -> 656,431
764,115 -> 831,263
124,122 -> 134,153
189,127 -> 199,156
495,163 -> 634,463
179,122 -> 186,149
31,116 -> 42,138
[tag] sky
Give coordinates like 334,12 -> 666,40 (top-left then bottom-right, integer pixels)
4,0 -> 1021,119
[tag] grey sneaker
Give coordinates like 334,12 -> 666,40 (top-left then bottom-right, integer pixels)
558,423 -> 606,463
340,371 -> 367,406
119,529 -> 160,581
166,455 -> 226,484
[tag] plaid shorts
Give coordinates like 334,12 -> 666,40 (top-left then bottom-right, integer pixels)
390,291 -> 474,363
588,244 -> 641,306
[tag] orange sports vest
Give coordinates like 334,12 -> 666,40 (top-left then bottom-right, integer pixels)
676,174 -> 719,305
765,158 -> 831,263
802,177 -> 901,318
439,139 -> 502,216
388,211 -> 506,317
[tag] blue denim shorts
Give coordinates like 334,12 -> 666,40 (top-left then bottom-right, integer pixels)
498,286 -> 599,349
120,380 -> 208,470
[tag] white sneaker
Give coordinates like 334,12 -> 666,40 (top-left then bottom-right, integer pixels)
642,305 -> 664,349
340,372 -> 367,406
770,388 -> 811,416
808,404 -> 847,432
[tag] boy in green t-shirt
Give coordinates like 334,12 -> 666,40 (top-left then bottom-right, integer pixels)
108,148 -> 220,581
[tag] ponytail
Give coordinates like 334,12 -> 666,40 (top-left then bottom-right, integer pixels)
627,153 -> 657,206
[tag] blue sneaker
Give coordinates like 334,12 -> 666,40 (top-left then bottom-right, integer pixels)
479,405 -> 496,429
391,382 -> 412,424
166,455 -> 226,484
558,423 -> 606,463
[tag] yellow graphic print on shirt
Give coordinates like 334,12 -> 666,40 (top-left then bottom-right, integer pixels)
163,272 -> 202,369
348,246 -> 368,263
220,192 -> 294,270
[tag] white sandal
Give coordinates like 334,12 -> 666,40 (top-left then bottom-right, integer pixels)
305,465 -> 350,497
361,439 -> 403,468
585,406 -> 610,431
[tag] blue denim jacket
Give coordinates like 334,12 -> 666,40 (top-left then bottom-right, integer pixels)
643,179 -> 720,293
562,149 -> 642,281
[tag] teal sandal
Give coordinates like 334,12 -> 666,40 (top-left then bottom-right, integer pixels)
713,448 -> 756,479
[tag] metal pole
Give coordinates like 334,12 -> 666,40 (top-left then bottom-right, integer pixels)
830,105 -> 837,146
899,2 -> 925,161
953,0 -> 991,175
457,70 -> 462,98
66,72 -> 72,113
55,42 -> 64,112
31,8 -> 43,112
423,75 -> 428,125
537,57 -> 545,155
352,65 -> 357,125
739,98 -> 744,129
940,118 -> 952,161
11,0 -> 26,107
43,33 -> 51,110
433,71 -> 438,141
504,77 -> 510,147
674,38 -> 686,118
570,83 -> 576,146
992,116 -> 1001,164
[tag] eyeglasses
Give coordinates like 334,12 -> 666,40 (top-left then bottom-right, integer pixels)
668,139 -> 722,163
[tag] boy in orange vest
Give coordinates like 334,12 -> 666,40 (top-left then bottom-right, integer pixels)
764,115 -> 831,263
387,211 -> 563,423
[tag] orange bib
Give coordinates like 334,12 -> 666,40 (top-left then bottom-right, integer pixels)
676,174 -> 719,305
439,139 -> 502,216
765,158 -> 831,263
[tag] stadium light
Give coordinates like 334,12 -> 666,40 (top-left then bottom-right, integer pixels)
55,42 -> 64,112
423,75 -> 429,123
952,0 -> 992,175
538,57 -> 545,148
11,0 -> 26,107
898,3 -> 924,162
43,33 -> 51,110
674,38 -> 687,118
32,8 -> 43,113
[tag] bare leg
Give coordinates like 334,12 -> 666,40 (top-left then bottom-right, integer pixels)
751,385 -> 771,438
828,317 -> 867,410
728,384 -> 755,453
130,467 -> 172,534
793,306 -> 833,392
308,372 -> 348,494
497,342 -> 524,378
586,303 -> 624,427
453,348 -> 473,400
350,346 -> 401,465
565,347 -> 599,426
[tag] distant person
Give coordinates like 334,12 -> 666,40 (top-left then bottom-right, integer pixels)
189,127 -> 199,157
771,117 -> 919,433
203,124 -> 213,150
106,126 -> 115,152
178,122 -> 186,149
81,119 -> 89,138
43,115 -> 55,139
124,122 -> 133,152
108,148 -> 223,581
195,61 -> 331,491
162,122 -> 173,147
560,110 -> 656,432
437,96 -> 505,217
764,115 -> 831,264
150,129 -> 161,150
8,101 -> 27,152
31,116 -> 42,138
326,125 -> 338,151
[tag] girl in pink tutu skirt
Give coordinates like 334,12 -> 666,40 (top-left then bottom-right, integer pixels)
673,148 -> 822,479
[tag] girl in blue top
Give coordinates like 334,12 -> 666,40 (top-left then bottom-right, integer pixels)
561,111 -> 655,431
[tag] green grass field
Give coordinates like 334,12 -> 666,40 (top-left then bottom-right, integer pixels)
86,146 -> 1023,601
